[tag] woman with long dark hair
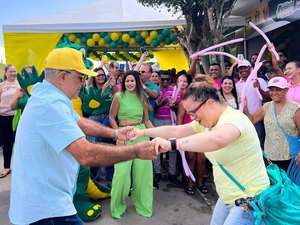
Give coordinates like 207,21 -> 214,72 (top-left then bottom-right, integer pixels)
109,70 -> 154,219
219,75 -> 239,109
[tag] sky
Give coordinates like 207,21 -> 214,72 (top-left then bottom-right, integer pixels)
0,0 -> 97,62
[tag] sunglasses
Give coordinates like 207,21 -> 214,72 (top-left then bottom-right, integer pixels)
139,70 -> 149,74
161,78 -> 171,82
63,70 -> 88,82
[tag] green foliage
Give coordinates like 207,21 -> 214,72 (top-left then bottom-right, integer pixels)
138,0 -> 237,73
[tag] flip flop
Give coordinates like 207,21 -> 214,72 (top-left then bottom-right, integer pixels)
186,186 -> 195,195
0,169 -> 11,179
196,184 -> 209,194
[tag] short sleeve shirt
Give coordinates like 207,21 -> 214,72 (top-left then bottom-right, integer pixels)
191,107 -> 269,204
9,80 -> 85,224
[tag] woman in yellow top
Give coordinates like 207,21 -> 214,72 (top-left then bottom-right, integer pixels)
128,83 -> 270,225
109,70 -> 154,219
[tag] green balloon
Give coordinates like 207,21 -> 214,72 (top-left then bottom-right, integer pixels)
100,32 -> 107,38
170,33 -> 177,42
157,34 -> 165,42
165,37 -> 172,45
162,28 -> 170,36
129,31 -> 136,37
149,53 -> 154,58
86,33 -> 93,38
110,41 -> 117,48
117,37 -> 123,45
135,34 -> 142,43
80,36 -> 88,44
104,35 -> 112,43
152,39 -> 159,47
123,42 -> 129,48
139,40 -> 146,47
76,33 -> 83,38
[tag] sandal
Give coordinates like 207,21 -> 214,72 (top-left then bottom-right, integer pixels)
186,186 -> 195,195
196,184 -> 209,194
0,169 -> 11,179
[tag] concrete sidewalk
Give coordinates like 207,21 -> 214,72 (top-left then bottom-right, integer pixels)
0,153 -> 217,225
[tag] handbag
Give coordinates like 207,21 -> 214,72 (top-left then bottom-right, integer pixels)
217,151 -> 300,225
273,103 -> 300,185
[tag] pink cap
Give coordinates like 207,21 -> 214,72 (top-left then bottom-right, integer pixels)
267,77 -> 289,89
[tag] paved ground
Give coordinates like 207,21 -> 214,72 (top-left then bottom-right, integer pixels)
0,152 -> 217,225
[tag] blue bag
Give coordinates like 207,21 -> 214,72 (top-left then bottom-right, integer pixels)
218,153 -> 300,225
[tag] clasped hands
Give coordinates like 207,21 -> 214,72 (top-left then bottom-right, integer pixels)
118,127 -> 171,155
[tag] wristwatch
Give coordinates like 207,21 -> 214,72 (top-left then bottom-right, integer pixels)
142,85 -> 147,90
169,138 -> 177,151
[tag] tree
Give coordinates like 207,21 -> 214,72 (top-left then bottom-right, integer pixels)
137,0 -> 237,74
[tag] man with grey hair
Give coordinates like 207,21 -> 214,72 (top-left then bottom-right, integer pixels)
9,48 -> 157,225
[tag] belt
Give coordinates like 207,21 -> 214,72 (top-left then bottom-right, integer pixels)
119,121 -> 143,127
90,113 -> 107,119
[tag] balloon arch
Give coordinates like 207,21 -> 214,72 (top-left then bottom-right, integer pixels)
64,27 -> 181,62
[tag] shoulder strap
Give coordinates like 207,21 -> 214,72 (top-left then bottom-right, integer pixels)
273,102 -> 289,136
217,162 -> 246,192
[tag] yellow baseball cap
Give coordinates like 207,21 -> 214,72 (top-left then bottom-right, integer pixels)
45,48 -> 98,77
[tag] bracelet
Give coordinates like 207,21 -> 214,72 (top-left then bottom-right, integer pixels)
114,129 -> 119,140
169,138 -> 177,151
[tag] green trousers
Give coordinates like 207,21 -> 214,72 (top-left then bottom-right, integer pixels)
110,132 -> 153,219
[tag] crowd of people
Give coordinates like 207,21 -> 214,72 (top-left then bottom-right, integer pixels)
0,43 -> 299,225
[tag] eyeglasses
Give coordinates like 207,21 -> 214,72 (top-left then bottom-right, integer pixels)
161,78 -> 171,82
187,99 -> 208,117
63,70 -> 88,82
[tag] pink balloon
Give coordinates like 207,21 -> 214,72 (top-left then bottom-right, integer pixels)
249,22 -> 280,61
199,51 -> 241,63
255,44 -> 267,66
180,150 -> 196,181
190,38 -> 244,59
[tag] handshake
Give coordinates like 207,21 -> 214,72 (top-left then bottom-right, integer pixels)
116,126 -> 172,160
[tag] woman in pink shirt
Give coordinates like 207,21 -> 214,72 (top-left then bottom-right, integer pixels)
0,65 -> 20,178
284,61 -> 300,103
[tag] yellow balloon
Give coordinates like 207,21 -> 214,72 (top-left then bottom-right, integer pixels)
122,33 -> 130,43
75,38 -> 81,44
111,32 -> 119,42
129,38 -> 136,46
140,31 -> 148,39
145,36 -> 152,45
98,38 -> 105,46
68,34 -> 77,42
159,42 -> 165,47
92,33 -> 100,42
176,26 -> 184,32
87,38 -> 95,47
105,43 -> 110,48
149,30 -> 158,39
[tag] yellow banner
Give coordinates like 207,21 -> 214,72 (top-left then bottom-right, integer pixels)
154,48 -> 189,72
4,33 -> 63,73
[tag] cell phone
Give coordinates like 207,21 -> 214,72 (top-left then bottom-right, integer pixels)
237,54 -> 244,60
119,64 -> 125,72
140,46 -> 147,54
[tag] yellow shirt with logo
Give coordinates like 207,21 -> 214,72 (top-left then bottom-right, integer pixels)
191,106 -> 269,204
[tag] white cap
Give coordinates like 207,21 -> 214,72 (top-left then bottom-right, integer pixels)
237,59 -> 251,68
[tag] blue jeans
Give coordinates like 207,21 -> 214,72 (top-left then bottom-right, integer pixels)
30,214 -> 83,225
153,118 -> 177,175
211,198 -> 265,225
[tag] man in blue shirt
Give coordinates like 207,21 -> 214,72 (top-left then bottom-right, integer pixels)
9,48 -> 157,225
